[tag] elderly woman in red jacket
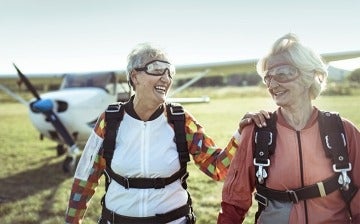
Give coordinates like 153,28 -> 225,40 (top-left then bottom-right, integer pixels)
218,33 -> 360,223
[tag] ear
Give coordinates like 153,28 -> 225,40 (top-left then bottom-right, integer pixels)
130,71 -> 138,85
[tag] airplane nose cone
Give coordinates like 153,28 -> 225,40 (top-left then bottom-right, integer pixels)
31,99 -> 54,113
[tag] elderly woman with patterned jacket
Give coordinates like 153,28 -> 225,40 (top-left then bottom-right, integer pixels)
64,42 -> 253,224
218,33 -> 360,223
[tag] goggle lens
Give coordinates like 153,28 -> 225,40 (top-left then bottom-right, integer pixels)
135,60 -> 175,78
263,64 -> 300,85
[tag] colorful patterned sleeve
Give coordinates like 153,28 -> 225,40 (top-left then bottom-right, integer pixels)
184,111 -> 240,181
65,113 -> 107,224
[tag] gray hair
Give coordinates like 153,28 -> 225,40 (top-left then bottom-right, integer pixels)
256,33 -> 328,99
126,43 -> 170,89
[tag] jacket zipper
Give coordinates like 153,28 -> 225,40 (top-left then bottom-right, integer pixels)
140,121 -> 148,216
296,131 -> 308,224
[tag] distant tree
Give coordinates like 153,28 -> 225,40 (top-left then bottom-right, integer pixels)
347,68 -> 360,83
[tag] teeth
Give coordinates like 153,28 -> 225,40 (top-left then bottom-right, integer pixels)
155,86 -> 166,93
274,91 -> 285,96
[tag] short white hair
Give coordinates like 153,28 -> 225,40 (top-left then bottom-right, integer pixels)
257,33 -> 328,99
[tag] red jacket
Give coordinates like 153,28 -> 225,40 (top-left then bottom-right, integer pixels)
218,108 -> 360,224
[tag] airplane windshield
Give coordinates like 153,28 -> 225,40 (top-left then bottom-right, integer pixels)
60,72 -> 116,92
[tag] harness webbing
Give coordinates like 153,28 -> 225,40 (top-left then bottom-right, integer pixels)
102,101 -> 190,190
253,113 -> 277,185
318,111 -> 358,217
253,110 -> 358,221
100,101 -> 195,223
103,102 -> 125,168
253,112 -> 277,221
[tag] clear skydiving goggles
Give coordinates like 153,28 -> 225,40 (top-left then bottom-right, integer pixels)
262,64 -> 300,86
134,60 -> 176,79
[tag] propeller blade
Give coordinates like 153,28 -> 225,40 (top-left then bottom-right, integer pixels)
0,84 -> 28,106
13,63 -> 41,100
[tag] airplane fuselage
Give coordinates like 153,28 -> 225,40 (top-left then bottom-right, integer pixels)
29,87 -> 117,145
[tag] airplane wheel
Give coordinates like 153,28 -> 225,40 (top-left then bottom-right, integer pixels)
57,144 -> 67,156
63,156 -> 78,174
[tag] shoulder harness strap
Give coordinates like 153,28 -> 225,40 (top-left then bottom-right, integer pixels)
166,102 -> 190,189
318,111 -> 358,215
253,112 -> 277,185
166,102 -> 190,165
253,112 -> 277,222
103,102 -> 125,168
102,102 -> 125,191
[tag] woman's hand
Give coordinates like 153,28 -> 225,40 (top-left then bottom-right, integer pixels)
238,110 -> 270,134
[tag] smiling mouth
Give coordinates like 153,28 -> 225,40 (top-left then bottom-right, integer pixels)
155,85 -> 166,94
272,90 -> 287,97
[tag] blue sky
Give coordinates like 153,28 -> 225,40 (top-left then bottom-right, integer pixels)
0,0 -> 359,74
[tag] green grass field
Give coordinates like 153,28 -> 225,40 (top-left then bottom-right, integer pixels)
0,87 -> 359,224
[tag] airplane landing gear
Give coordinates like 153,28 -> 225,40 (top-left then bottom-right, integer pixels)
63,155 -> 78,174
57,144 -> 67,156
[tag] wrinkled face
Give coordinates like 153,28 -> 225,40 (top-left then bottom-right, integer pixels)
131,57 -> 174,104
265,54 -> 309,107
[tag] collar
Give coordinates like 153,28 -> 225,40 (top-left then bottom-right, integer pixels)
124,95 -> 164,121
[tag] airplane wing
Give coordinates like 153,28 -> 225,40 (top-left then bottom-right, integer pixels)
175,50 -> 360,76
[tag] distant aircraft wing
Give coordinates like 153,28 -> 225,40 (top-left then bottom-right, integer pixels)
1,50 -> 360,104
0,83 -> 28,105
321,50 -> 360,62
174,50 -> 360,77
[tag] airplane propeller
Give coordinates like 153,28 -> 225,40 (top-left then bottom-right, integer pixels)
13,63 -> 80,173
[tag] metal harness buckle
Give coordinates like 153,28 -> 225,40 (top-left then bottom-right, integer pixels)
254,192 -> 268,207
123,177 -> 130,189
180,172 -> 189,183
106,103 -> 121,113
254,132 -> 273,145
169,106 -> 185,115
287,190 -> 299,203
254,159 -> 270,184
325,133 -> 347,149
333,163 -> 352,191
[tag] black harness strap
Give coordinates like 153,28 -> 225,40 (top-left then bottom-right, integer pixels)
166,103 -> 189,163
101,198 -> 191,224
318,111 -> 358,217
103,102 -> 125,191
253,112 -> 277,185
318,111 -> 350,170
106,165 -> 188,189
253,112 -> 277,221
255,174 -> 340,205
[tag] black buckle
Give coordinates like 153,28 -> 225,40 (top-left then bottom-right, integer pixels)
170,106 -> 185,115
124,177 -> 130,189
180,172 -> 189,183
255,131 -> 273,145
254,192 -> 268,207
106,103 -> 121,112
287,190 -> 299,203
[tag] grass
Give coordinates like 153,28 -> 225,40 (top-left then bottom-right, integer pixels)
0,87 -> 359,224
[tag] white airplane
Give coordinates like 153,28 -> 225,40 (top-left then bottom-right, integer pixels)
1,50 -> 360,173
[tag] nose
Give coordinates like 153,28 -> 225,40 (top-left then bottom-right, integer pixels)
160,69 -> 172,81
267,76 -> 278,88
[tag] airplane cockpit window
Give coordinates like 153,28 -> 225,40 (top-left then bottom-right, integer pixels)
60,72 -> 117,94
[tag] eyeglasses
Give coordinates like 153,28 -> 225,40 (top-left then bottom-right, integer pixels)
134,60 -> 175,79
263,64 -> 300,86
